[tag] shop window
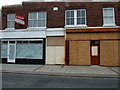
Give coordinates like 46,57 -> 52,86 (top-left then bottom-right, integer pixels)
16,42 -> 43,59
1,41 -> 8,58
103,8 -> 115,26
28,12 -> 46,28
65,9 -> 86,26
7,14 -> 15,28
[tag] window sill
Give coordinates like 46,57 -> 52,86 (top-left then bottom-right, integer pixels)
65,25 -> 87,28
27,27 -> 47,30
5,28 -> 15,31
103,24 -> 116,27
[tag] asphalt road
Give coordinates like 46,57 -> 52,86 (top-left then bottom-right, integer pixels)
2,73 -> 119,88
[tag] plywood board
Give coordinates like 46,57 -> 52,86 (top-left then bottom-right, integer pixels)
78,41 -> 91,65
100,40 -> 119,66
69,41 -> 90,65
66,32 -> 119,40
47,36 -> 65,46
69,41 -> 78,65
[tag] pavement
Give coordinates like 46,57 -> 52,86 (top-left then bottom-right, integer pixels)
1,64 -> 119,78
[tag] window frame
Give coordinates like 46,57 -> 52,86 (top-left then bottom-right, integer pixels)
28,11 -> 47,28
7,14 -> 15,29
65,9 -> 87,27
103,8 -> 116,26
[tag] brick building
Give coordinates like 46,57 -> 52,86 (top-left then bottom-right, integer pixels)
1,1 -> 120,66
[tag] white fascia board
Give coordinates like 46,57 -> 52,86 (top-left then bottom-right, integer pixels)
47,28 -> 65,36
1,30 -> 46,39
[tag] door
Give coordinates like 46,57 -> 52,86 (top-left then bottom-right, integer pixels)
7,41 -> 16,63
91,40 -> 100,65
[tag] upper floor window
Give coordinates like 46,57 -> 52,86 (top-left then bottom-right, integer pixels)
28,12 -> 46,28
103,8 -> 115,26
65,9 -> 86,26
7,14 -> 15,28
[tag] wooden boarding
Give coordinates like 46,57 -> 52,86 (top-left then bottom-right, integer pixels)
66,32 -> 119,41
69,41 -> 78,65
100,40 -> 119,66
69,41 -> 90,65
47,36 -> 65,46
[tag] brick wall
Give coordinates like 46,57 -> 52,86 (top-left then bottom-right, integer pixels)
1,2 -> 120,30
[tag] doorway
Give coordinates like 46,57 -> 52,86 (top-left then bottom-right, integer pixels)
90,40 -> 100,65
7,41 -> 16,63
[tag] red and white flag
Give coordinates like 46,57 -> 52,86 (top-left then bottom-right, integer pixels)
15,14 -> 25,25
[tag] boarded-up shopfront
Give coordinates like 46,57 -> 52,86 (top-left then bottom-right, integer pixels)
65,28 -> 120,66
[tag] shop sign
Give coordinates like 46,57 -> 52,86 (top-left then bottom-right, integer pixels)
15,14 -> 25,25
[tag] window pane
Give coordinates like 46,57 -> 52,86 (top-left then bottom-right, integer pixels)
77,18 -> 85,25
66,11 -> 70,17
7,22 -> 14,28
82,10 -> 85,17
108,9 -> 113,16
108,17 -> 114,24
77,10 -> 85,17
77,18 -> 80,24
66,11 -> 74,17
103,9 -> 108,16
1,44 -> 7,58
16,43 -> 43,59
38,20 -> 42,27
77,11 -> 81,17
104,17 -> 109,24
66,18 -> 70,25
29,12 -> 37,19
28,20 -> 32,27
7,14 -> 15,20
38,12 -> 46,19
104,9 -> 113,16
81,18 -> 85,24
71,11 -> 74,17
71,18 -> 74,25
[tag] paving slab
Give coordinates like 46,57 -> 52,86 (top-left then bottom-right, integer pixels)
2,64 -> 43,73
2,64 -> 119,78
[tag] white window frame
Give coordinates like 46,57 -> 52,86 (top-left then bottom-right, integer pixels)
65,9 -> 87,27
28,11 -> 47,28
7,14 -> 15,29
103,8 -> 116,26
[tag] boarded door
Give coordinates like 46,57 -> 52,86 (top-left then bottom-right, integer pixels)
69,41 -> 90,65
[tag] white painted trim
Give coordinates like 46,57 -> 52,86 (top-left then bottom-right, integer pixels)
47,28 -> 65,36
27,27 -> 47,30
1,30 -> 46,39
2,39 -> 43,41
65,26 -> 120,29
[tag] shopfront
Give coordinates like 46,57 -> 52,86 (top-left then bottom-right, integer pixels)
65,28 -> 120,66
1,39 -> 45,64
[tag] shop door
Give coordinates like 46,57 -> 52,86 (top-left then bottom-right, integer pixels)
91,40 -> 100,65
7,41 -> 16,63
